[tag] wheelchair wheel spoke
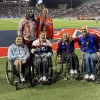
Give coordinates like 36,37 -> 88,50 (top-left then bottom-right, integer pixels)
6,60 -> 14,84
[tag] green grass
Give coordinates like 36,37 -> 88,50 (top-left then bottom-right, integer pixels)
53,19 -> 100,29
0,18 -> 100,100
0,18 -> 100,30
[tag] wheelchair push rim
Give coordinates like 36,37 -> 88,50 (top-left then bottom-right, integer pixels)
6,59 -> 14,84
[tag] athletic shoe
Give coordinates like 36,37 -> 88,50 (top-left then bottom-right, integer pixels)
20,77 -> 25,82
70,69 -> 74,75
89,74 -> 95,81
64,76 -> 68,81
20,73 -> 25,82
84,74 -> 89,80
43,76 -> 47,81
74,70 -> 78,75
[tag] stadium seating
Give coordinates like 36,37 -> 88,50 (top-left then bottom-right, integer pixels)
0,0 -> 100,19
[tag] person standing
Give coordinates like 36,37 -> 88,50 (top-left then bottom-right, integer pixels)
17,8 -> 37,66
36,8 -> 54,41
17,8 -> 37,50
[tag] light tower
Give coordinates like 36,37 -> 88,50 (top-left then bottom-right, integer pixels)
36,0 -> 45,9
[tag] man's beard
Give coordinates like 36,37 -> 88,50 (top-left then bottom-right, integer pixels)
83,32 -> 89,37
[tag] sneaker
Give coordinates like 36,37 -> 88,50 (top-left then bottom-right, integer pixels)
70,69 -> 74,75
20,77 -> 25,82
43,76 -> 47,81
74,70 -> 78,75
84,74 -> 89,80
64,76 -> 68,81
20,73 -> 25,82
89,74 -> 95,81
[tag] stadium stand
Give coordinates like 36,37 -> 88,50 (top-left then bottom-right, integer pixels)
0,0 -> 100,19
0,3 -> 27,18
65,0 -> 100,20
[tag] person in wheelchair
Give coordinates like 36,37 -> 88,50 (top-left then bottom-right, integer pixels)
56,32 -> 79,75
8,35 -> 30,82
77,25 -> 100,80
31,31 -> 53,82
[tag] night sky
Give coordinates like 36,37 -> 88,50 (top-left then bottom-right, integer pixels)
29,0 -> 87,8
0,0 -> 87,8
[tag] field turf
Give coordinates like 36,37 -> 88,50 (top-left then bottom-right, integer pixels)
0,18 -> 100,100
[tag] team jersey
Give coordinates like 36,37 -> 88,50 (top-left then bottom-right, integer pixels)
78,33 -> 100,53
31,39 -> 52,57
18,17 -> 37,41
56,39 -> 76,56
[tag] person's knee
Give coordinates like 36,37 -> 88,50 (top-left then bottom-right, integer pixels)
42,58 -> 48,63
91,53 -> 98,61
14,59 -> 20,66
36,58 -> 41,64
83,53 -> 90,60
22,60 -> 27,64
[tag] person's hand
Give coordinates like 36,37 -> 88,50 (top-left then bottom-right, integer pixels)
57,55 -> 61,61
45,54 -> 48,58
82,52 -> 84,56
96,52 -> 100,57
31,48 -> 38,54
36,48 -> 40,52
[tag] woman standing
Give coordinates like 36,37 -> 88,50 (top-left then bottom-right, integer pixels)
36,8 -> 54,41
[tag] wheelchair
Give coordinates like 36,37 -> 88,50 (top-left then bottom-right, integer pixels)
77,55 -> 100,83
6,59 -> 33,90
32,56 -> 53,85
55,54 -> 80,81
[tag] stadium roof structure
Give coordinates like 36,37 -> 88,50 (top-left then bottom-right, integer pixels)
20,0 -> 29,1
2,0 -> 30,3
4,0 -> 29,1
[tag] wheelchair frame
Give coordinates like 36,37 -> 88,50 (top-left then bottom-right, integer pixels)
32,56 -> 53,85
79,56 -> 100,83
55,54 -> 80,80
6,59 -> 33,90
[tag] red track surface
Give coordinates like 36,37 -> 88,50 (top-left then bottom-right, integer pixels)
0,29 -> 100,57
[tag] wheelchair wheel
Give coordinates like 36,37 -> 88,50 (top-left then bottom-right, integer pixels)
6,59 -> 14,84
95,58 -> 100,81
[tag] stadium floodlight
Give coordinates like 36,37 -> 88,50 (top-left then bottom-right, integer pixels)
36,0 -> 45,9
37,0 -> 43,4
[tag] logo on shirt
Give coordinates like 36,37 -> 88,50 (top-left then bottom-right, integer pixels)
46,22 -> 51,26
62,43 -> 64,45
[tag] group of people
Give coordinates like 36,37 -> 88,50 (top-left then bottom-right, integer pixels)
8,7 -> 100,83
8,8 -> 54,82
57,25 -> 100,81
